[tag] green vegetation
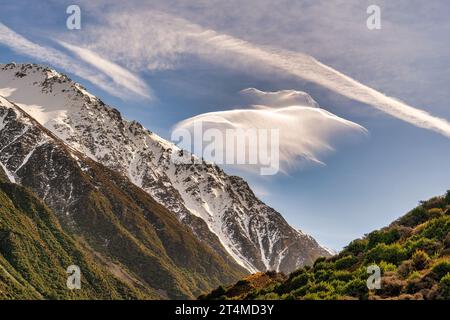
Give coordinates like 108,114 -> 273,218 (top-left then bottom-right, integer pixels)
201,191 -> 450,300
0,162 -> 245,299
0,169 -> 156,299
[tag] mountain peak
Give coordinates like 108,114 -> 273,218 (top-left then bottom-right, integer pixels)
0,63 -> 330,274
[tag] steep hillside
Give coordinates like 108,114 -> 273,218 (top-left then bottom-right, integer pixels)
200,191 -> 450,300
0,63 -> 330,273
0,166 -> 158,299
0,94 -> 246,299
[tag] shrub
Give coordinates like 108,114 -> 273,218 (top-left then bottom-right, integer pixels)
440,247 -> 450,257
397,260 -> 414,278
367,228 -> 401,249
411,250 -> 430,270
420,196 -> 446,210
342,279 -> 368,299
444,190 -> 450,205
280,293 -> 295,300
313,256 -> 327,267
309,281 -> 335,294
439,273 -> 450,298
407,271 -> 421,281
444,232 -> 450,248
330,279 -> 347,293
431,261 -> 450,280
314,269 -> 334,282
427,208 -> 444,219
301,292 -> 336,300
404,276 -> 429,294
406,237 -> 440,256
332,270 -> 354,282
379,261 -> 397,273
291,284 -> 311,297
208,285 -> 226,299
288,268 -> 306,280
396,206 -> 428,227
419,216 -> 450,240
258,292 -> 279,300
344,239 -> 367,256
289,273 -> 311,289
380,275 -> 407,297
396,293 -> 423,300
335,255 -> 358,270
235,279 -> 250,286
365,243 -> 408,265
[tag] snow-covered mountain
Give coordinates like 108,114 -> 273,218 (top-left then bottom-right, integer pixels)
0,91 -> 246,299
0,63 -> 330,273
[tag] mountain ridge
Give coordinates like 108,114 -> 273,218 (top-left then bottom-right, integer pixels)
0,92 -> 246,298
0,62 -> 330,273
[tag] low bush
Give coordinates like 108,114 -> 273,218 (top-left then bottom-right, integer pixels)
445,190 -> 450,205
396,206 -> 428,228
332,270 -> 354,282
342,279 -> 368,299
380,275 -> 407,297
419,216 -> 450,240
365,243 -> 408,265
335,255 -> 358,270
405,237 -> 440,256
289,273 -> 311,289
367,228 -> 401,249
439,273 -> 450,298
379,261 -> 397,273
412,250 -> 430,270
431,260 -> 450,280
397,260 -> 414,278
343,239 -> 367,256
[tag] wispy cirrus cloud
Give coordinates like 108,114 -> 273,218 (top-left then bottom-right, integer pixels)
0,22 -> 150,100
58,41 -> 151,99
68,8 -> 450,138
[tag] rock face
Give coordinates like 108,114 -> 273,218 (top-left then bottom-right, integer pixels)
0,94 -> 246,299
0,63 -> 330,274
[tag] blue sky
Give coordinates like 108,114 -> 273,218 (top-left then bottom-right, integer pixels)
1,0 -> 450,250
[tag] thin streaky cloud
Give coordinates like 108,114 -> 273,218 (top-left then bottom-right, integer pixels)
58,41 -> 151,99
198,31 -> 450,139
76,9 -> 450,138
0,22 -> 149,100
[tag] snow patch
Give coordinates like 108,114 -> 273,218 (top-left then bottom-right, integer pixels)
0,162 -> 16,183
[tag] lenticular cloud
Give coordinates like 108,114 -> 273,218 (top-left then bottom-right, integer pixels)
173,89 -> 367,174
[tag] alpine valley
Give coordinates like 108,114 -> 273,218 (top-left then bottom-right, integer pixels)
0,63 -> 330,299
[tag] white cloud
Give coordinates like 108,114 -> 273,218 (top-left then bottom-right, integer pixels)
240,88 -> 319,108
70,9 -> 450,138
0,22 -> 150,100
173,89 -> 367,174
58,41 -> 151,99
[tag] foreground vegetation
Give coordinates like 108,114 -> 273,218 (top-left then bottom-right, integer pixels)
200,191 -> 450,300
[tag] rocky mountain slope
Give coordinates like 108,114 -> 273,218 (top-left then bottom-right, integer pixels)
200,191 -> 450,300
0,63 -> 330,273
0,165 -> 158,299
0,93 -> 246,299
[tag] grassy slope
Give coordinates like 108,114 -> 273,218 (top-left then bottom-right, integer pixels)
0,167 -> 158,299
201,191 -> 450,300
